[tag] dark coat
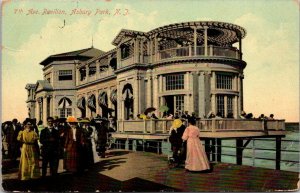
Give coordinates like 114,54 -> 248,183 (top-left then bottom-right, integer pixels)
169,125 -> 186,148
40,127 -> 60,158
63,126 -> 84,172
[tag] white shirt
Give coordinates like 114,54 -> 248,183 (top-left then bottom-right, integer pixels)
72,127 -> 77,141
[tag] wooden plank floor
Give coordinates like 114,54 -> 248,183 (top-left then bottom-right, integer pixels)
2,150 -> 299,192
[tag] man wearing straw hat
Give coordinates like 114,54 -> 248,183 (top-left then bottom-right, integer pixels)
169,119 -> 186,167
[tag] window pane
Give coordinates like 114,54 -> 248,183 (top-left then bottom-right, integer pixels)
165,74 -> 184,90
216,74 -> 233,89
59,70 -> 73,81
216,95 -> 225,118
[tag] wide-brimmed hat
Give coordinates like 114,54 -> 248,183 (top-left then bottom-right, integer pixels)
66,116 -> 78,123
79,118 -> 90,123
172,119 -> 183,129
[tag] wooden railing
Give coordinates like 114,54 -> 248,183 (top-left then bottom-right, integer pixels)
117,119 -> 285,134
159,46 -> 240,60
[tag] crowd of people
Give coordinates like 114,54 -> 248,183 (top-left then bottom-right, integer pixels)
2,110 -> 277,179
2,116 -> 112,180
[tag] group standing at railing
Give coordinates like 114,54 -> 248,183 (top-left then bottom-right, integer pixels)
2,116 -> 112,180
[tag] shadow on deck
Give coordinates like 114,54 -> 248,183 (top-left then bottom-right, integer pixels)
2,150 -> 299,192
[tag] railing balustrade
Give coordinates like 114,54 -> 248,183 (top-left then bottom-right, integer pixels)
117,119 -> 285,134
159,46 -> 240,60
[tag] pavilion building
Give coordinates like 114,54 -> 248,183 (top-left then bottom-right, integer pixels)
26,21 -> 247,123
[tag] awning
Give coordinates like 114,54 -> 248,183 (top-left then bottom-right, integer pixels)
58,97 -> 72,109
77,97 -> 86,110
98,91 -> 108,107
110,89 -> 117,104
87,94 -> 96,110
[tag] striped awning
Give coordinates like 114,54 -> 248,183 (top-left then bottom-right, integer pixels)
87,94 -> 96,110
122,84 -> 133,99
58,97 -> 72,109
98,91 -> 108,107
110,89 -> 117,104
77,97 -> 86,110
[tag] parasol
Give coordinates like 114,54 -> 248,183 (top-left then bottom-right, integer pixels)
159,105 -> 169,112
144,107 -> 156,115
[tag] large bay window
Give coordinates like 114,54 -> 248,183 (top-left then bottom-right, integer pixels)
216,95 -> 225,117
216,95 -> 234,118
216,73 -> 233,89
165,73 -> 184,90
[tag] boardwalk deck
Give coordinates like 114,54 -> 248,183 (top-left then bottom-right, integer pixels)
2,150 -> 299,192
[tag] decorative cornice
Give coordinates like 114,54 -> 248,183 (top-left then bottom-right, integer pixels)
114,63 -> 150,74
152,57 -> 247,69
76,75 -> 116,89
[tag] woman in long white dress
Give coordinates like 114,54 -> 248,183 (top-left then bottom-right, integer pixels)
182,118 -> 210,172
90,125 -> 100,163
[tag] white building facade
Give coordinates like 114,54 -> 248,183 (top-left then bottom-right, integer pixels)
26,21 -> 247,123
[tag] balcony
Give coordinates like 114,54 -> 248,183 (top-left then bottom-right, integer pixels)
78,68 -> 115,86
116,119 -> 286,139
159,46 -> 240,61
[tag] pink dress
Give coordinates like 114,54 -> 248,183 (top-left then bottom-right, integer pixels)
182,125 -> 210,171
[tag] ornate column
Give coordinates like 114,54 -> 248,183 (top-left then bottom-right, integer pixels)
85,66 -> 89,82
154,35 -> 159,62
43,96 -> 47,124
133,77 -> 139,116
204,26 -> 208,56
146,76 -> 152,108
134,38 -> 140,63
96,60 -> 100,79
238,34 -> 242,60
198,71 -> 205,118
117,82 -> 123,120
153,75 -> 159,109
189,72 -> 194,113
117,46 -> 122,68
140,39 -> 144,63
240,73 -> 244,112
234,95 -> 238,118
188,43 -> 192,57
193,27 -> 197,56
149,39 -> 153,63
76,68 -> 80,85
96,90 -> 100,116
159,75 -> 163,92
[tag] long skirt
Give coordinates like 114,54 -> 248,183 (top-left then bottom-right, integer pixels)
185,138 -> 210,171
91,139 -> 100,163
18,144 -> 40,180
64,141 -> 81,173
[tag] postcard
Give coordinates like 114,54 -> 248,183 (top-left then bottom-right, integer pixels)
1,0 -> 299,192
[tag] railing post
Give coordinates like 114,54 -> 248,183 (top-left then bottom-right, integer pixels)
143,120 -> 147,133
150,120 -> 155,134
162,120 -> 167,133
212,119 -> 216,132
252,139 -> 256,167
276,137 -> 282,170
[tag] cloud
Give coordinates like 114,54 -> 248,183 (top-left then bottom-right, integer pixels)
2,3 -> 161,121
234,13 -> 299,120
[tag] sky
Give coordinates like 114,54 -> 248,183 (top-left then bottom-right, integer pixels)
1,0 -> 299,122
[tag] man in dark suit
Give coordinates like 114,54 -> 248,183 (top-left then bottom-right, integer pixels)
6,119 -> 22,163
40,117 -> 60,177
